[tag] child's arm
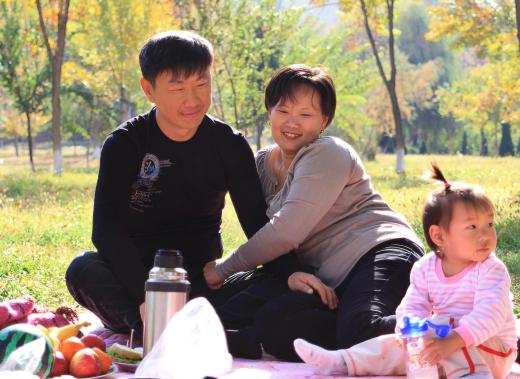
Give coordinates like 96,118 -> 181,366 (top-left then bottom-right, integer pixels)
420,331 -> 465,365
454,258 -> 512,347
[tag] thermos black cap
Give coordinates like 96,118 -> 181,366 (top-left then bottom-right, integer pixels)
154,249 -> 184,268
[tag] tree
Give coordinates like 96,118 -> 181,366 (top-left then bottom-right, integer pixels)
396,0 -> 461,153
66,0 -> 173,123
397,0 -> 451,66
62,82 -> 118,166
437,60 -> 519,156
280,12 -> 376,155
0,0 -> 50,171
0,104 -> 24,157
176,0 -> 304,149
338,0 -> 407,173
428,0 -> 518,59
419,140 -> 427,154
36,0 -> 71,175
460,130 -> 468,155
499,121 -> 514,156
480,128 -> 489,156
365,55 -> 443,150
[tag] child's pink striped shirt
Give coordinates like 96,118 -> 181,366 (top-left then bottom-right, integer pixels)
396,252 -> 516,349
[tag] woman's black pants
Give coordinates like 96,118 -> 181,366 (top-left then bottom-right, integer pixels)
251,238 -> 424,361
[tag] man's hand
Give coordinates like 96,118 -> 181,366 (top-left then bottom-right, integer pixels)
288,272 -> 338,310
203,260 -> 225,290
420,332 -> 465,365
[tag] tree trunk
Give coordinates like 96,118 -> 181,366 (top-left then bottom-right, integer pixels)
359,0 -> 405,174
36,0 -> 70,175
24,112 -> 35,172
14,136 -> 19,157
256,122 -> 263,151
92,136 -> 101,160
51,62 -> 63,175
480,127 -> 488,156
396,147 -> 405,174
86,139 -> 91,169
120,85 -> 131,123
388,86 -> 405,173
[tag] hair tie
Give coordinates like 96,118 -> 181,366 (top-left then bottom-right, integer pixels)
444,180 -> 451,190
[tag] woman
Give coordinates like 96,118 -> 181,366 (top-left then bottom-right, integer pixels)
204,64 -> 424,361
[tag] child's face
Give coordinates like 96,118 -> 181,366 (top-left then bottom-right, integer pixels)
140,68 -> 212,138
268,85 -> 328,157
437,202 -> 496,265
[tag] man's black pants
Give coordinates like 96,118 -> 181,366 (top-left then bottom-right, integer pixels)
65,252 -> 287,338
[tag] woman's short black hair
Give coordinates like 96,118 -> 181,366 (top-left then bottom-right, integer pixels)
264,64 -> 336,126
139,30 -> 213,86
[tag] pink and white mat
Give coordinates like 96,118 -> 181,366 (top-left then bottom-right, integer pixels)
80,312 -> 520,379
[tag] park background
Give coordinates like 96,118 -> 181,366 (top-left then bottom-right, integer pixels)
0,0 -> 519,314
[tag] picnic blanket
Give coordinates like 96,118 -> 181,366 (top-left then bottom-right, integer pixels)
80,312 -> 520,379
2,300 -> 518,378
98,358 -> 520,378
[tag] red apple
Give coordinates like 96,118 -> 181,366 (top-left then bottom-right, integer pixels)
69,348 -> 101,378
80,334 -> 106,351
49,351 -> 69,377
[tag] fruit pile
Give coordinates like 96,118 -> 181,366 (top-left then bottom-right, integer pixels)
38,322 -> 112,378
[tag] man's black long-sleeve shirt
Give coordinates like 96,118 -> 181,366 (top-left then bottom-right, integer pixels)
92,108 -> 281,303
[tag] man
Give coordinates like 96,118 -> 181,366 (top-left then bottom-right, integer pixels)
66,31 -> 296,338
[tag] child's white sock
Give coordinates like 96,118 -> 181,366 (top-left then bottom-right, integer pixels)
293,338 -> 348,375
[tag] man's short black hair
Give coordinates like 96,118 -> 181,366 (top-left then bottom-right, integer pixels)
139,30 -> 214,86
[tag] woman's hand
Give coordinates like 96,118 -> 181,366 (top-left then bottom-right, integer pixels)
288,272 -> 338,310
203,260 -> 225,290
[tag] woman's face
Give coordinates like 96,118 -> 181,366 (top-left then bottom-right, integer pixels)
268,85 -> 328,157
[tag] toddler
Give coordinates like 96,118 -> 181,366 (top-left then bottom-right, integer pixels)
295,164 -> 517,378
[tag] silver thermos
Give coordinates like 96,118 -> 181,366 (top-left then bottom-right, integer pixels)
143,249 -> 190,356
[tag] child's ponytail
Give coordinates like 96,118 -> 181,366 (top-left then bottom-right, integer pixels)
429,163 -> 451,191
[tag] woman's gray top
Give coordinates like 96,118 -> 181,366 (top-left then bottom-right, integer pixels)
216,136 -> 422,288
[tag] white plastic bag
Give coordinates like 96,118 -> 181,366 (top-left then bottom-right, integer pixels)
135,297 -> 233,379
0,338 -> 45,379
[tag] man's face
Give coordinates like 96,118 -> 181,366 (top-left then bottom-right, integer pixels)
141,68 -> 212,140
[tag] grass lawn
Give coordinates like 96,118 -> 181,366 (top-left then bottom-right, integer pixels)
1,146 -> 519,315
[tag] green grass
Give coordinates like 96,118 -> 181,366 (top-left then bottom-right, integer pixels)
1,151 -> 519,316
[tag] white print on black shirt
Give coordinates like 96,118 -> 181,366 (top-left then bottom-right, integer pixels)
130,153 -> 172,212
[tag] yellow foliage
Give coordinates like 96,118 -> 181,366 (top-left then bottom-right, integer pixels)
0,102 -> 50,138
437,59 -> 520,127
426,0 -> 516,59
65,0 -> 175,104
1,107 -> 25,137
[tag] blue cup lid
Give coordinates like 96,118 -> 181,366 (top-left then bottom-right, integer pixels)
399,316 -> 428,337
